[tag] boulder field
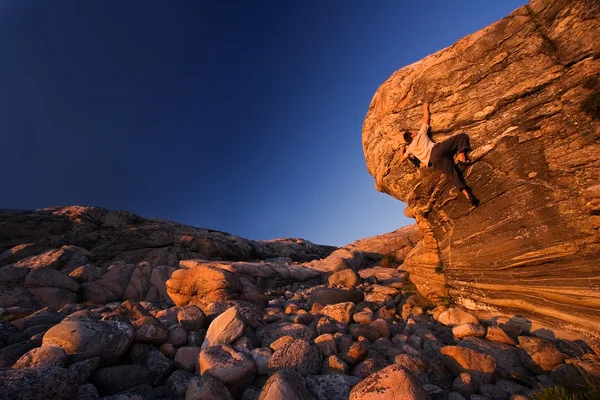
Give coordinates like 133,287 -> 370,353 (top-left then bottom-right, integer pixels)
1,0 -> 600,398
362,0 -> 600,339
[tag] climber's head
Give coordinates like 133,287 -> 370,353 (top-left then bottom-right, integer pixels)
403,131 -> 414,144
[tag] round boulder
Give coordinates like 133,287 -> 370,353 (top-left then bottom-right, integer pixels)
268,339 -> 321,377
199,345 -> 256,394
42,319 -> 134,363
349,364 -> 428,400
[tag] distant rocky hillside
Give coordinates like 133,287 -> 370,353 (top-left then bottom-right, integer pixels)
0,206 -> 337,309
363,0 -> 600,339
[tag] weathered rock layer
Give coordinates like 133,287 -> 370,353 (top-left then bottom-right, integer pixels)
363,0 -> 600,338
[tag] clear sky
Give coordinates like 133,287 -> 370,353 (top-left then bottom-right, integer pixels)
0,0 -> 526,246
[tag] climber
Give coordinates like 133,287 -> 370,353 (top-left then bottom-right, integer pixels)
399,102 -> 479,206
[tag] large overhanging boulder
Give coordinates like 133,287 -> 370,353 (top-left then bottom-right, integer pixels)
362,0 -> 600,338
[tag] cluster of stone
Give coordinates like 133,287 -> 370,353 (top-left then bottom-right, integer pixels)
1,260 -> 598,400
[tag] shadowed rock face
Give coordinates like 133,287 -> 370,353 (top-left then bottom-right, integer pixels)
363,0 -> 600,338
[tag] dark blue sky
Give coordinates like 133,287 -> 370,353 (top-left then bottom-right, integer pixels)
0,0 -> 525,246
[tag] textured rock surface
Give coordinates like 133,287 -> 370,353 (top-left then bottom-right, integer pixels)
362,0 -> 600,338
0,366 -> 78,400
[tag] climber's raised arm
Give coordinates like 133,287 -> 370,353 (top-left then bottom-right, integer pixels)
422,102 -> 430,126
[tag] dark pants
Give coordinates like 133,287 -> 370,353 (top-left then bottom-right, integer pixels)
429,133 -> 471,190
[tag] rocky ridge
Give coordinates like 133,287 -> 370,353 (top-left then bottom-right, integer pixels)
362,0 -> 600,339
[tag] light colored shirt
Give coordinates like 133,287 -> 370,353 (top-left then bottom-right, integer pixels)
404,123 -> 435,167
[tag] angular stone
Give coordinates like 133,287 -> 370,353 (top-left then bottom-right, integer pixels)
517,336 -> 564,374
339,339 -> 369,367
351,357 -> 389,379
202,307 -> 245,349
321,355 -> 349,375
320,302 -> 356,325
441,346 -> 496,386
486,326 -> 517,345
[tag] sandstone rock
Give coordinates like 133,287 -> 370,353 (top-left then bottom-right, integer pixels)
320,302 -> 356,325
358,266 -> 408,286
0,366 -> 78,400
199,345 -> 256,393
308,288 -> 364,306
314,334 -> 337,357
202,307 -> 245,348
177,305 -> 206,332
186,375 -> 234,400
349,364 -> 428,400
268,339 -> 321,376
328,269 -> 361,288
458,337 -> 529,379
256,322 -> 315,347
452,324 -> 486,339
42,319 -> 134,363
353,309 -> 375,325
517,336 -> 564,374
485,326 -> 517,345
321,355 -> 349,375
12,345 -> 67,368
259,368 -> 316,400
90,365 -> 152,396
306,375 -> 362,400
339,339 -> 369,366
166,263 -> 244,309
441,346 -> 496,386
438,309 -> 479,327
270,335 -> 296,351
362,0 -> 600,338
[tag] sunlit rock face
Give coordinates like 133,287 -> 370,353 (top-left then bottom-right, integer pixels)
363,0 -> 600,338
